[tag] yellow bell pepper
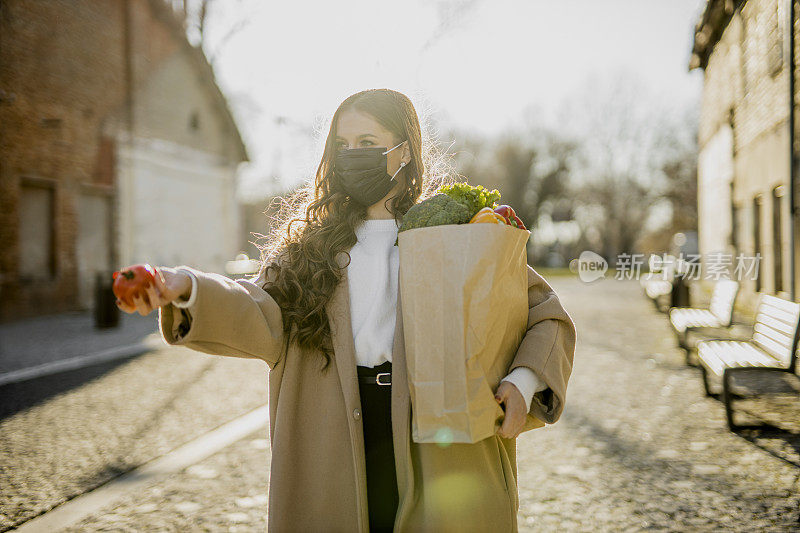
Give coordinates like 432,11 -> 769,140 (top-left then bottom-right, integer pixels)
469,207 -> 506,224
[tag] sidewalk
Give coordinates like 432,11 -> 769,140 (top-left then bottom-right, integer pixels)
0,308 -> 157,382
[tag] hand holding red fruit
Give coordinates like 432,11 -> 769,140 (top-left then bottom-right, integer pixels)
112,264 -> 156,307
113,264 -> 192,316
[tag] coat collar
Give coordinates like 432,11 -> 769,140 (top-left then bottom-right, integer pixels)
326,252 -> 360,404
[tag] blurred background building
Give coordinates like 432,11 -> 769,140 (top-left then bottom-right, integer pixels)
690,0 -> 797,305
0,0 -> 248,322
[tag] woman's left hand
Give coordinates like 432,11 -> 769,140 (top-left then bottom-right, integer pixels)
494,381 -> 526,439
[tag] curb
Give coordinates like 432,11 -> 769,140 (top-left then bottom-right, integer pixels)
13,405 -> 269,532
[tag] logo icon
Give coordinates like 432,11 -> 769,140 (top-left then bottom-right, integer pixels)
575,251 -> 607,283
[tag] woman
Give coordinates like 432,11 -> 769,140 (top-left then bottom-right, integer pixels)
117,88 -> 577,532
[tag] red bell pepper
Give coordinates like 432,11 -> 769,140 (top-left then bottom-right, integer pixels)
493,205 -> 527,230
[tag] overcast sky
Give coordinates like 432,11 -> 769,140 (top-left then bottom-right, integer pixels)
198,0 -> 707,200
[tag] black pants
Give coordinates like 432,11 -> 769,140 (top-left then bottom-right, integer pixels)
357,360 -> 399,532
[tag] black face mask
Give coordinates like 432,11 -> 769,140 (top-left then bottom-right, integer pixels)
334,140 -> 407,206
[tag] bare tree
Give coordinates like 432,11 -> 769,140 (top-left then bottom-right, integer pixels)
173,0 -> 252,65
444,70 -> 698,267
557,71 -> 687,263
657,107 -> 699,235
578,172 -> 659,262
489,132 -> 576,230
493,137 -> 537,221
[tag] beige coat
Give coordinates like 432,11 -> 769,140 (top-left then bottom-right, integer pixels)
157,253 -> 576,532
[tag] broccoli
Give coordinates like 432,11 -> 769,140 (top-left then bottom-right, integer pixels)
437,183 -> 501,218
395,194 -> 472,244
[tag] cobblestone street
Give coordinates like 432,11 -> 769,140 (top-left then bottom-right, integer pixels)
515,276 -> 800,531
6,274 -> 800,531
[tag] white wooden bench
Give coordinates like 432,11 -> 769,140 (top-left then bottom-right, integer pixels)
696,294 -> 800,430
668,279 -> 739,363
640,257 -> 676,311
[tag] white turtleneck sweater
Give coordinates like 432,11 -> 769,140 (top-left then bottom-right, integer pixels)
347,218 -> 401,368
173,218 -> 547,411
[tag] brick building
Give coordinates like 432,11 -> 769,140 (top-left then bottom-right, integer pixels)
690,0 -> 798,307
0,0 -> 248,322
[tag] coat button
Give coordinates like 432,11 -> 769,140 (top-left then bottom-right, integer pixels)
353,408 -> 361,420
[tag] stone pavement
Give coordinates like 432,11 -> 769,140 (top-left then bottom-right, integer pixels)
63,431 -> 272,532
514,276 -> 800,531
7,274 -> 800,531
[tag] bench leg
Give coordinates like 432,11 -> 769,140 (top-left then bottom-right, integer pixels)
700,365 -> 719,397
669,327 -> 695,366
676,330 -> 687,350
684,346 -> 698,367
651,297 -> 662,312
722,367 -> 785,431
722,368 -> 738,430
681,334 -> 700,367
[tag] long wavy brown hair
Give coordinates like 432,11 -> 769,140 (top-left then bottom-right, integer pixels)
253,89 -> 456,372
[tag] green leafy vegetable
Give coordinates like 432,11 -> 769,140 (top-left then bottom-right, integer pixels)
394,193 -> 472,244
436,183 -> 501,218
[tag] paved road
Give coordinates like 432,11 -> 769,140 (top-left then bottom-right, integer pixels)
5,275 -> 800,531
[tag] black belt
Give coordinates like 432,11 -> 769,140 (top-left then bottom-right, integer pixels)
357,361 -> 392,386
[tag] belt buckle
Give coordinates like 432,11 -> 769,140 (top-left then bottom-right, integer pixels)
375,372 -> 391,386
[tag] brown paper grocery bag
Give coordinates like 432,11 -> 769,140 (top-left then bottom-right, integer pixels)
398,223 -> 531,444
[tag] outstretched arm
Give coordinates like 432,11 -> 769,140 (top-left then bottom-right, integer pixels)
157,265 -> 286,369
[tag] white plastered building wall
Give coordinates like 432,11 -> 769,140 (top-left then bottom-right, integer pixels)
111,46 -> 246,276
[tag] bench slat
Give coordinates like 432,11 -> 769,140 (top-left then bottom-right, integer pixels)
669,308 -> 721,331
697,342 -> 727,375
756,305 -> 799,329
697,339 -> 788,376
760,294 -> 800,315
752,334 -> 793,365
752,322 -> 795,350
709,280 -> 738,323
731,342 -> 778,367
755,313 -> 796,338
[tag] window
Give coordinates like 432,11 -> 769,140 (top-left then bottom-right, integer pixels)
772,185 -> 784,293
741,10 -> 752,95
753,195 -> 762,292
768,0 -> 784,76
19,178 -> 56,281
730,183 -> 738,253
